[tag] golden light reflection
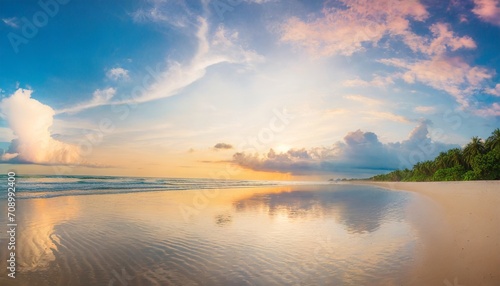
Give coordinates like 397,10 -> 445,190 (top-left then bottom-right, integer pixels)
17,197 -> 80,271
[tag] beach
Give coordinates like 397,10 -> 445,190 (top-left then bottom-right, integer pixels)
0,179 -> 499,285
0,181 -> 415,285
352,180 -> 500,285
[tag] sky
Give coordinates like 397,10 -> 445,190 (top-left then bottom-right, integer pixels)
0,0 -> 499,180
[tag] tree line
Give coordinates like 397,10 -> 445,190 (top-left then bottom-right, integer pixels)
372,128 -> 500,181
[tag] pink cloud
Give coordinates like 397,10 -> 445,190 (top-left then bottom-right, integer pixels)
485,83 -> 500,96
280,0 -> 428,56
379,55 -> 493,106
475,103 -> 500,116
403,23 -> 476,56
473,0 -> 500,26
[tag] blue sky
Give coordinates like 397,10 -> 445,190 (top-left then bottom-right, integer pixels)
0,0 -> 499,179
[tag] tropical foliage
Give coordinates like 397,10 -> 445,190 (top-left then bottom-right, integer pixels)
372,129 -> 500,181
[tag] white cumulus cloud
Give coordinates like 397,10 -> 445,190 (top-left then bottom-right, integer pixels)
0,89 -> 81,164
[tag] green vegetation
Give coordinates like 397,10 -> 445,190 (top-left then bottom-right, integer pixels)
372,129 -> 500,182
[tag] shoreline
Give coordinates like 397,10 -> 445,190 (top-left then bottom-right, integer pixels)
348,179 -> 499,192
350,180 -> 500,285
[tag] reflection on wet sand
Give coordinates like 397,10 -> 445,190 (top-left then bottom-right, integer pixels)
0,185 -> 418,286
15,197 -> 80,271
233,185 -> 408,233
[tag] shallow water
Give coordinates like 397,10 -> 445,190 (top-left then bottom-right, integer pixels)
0,175 -> 312,199
0,184 -> 420,285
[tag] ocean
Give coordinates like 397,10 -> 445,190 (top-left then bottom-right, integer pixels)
0,175 -> 324,199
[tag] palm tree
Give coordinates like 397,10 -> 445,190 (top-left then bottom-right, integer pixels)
422,160 -> 436,177
447,148 -> 464,167
485,128 -> 500,151
463,137 -> 486,168
434,152 -> 451,169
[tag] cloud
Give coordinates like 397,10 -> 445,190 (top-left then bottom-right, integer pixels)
0,127 -> 15,142
414,106 -> 437,114
132,7 -> 169,23
214,143 -> 233,150
343,75 -> 394,88
55,14 -> 263,114
485,83 -> 500,96
119,17 -> 263,105
280,2 -> 490,111
0,89 -> 81,164
106,67 -> 130,81
246,0 -> 275,3
363,111 -> 410,123
472,0 -> 500,26
474,102 -> 500,116
131,0 -> 193,27
344,94 -> 382,106
280,0 -> 428,56
57,88 -> 116,114
403,23 -> 476,56
374,22 -> 494,113
379,55 -> 493,107
2,17 -> 18,28
232,121 -> 457,176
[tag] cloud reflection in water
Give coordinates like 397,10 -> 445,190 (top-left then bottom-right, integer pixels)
233,184 -> 409,233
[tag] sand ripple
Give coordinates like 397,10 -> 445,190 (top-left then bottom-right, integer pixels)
0,185 -> 417,286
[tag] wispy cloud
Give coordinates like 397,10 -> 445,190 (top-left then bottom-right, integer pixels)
57,16 -> 264,114
344,94 -> 382,106
57,88 -> 116,114
119,17 -> 264,105
131,0 -> 194,27
472,0 -> 500,26
132,7 -> 169,22
2,17 -> 19,28
343,75 -> 394,88
475,102 -> 500,116
323,108 -> 348,116
363,111 -> 410,123
246,0 -> 275,3
414,106 -> 437,114
106,67 -> 130,81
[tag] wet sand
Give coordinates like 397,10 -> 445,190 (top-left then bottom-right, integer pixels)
1,184 -> 419,285
352,180 -> 500,285
1,182 -> 499,285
